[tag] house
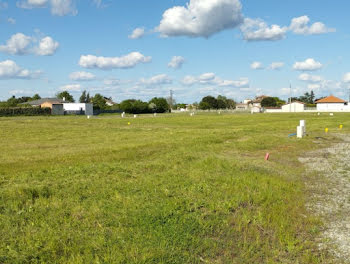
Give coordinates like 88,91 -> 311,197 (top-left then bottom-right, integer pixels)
22,98 -> 65,108
252,95 -> 269,107
63,103 -> 94,116
282,101 -> 305,112
315,95 -> 346,111
104,97 -> 116,106
236,103 -> 250,111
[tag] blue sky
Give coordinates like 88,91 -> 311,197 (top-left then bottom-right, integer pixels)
0,0 -> 349,103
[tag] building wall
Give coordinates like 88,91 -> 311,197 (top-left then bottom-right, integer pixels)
282,103 -> 305,112
63,103 -> 94,115
317,103 -> 345,111
52,104 -> 64,115
40,102 -> 54,109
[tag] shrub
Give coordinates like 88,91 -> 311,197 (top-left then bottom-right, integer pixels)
0,107 -> 51,117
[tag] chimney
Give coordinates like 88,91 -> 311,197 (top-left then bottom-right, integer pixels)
63,97 -> 66,102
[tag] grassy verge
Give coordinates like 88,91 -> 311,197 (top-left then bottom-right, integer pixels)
0,113 -> 348,263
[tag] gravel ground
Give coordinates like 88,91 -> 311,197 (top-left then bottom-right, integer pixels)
299,134 -> 350,263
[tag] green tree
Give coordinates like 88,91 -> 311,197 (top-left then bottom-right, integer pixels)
148,97 -> 169,113
79,90 -> 87,103
120,99 -> 150,114
6,96 -> 18,107
91,94 -> 107,110
31,94 -> 41,101
199,96 -> 218,109
56,91 -> 75,102
272,97 -> 286,107
261,97 -> 277,107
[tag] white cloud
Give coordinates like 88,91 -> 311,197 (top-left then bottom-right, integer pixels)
0,33 -> 59,56
79,52 -> 152,70
290,16 -> 335,35
156,0 -> 243,38
181,72 -> 249,88
60,83 -> 81,91
7,18 -> 16,24
17,0 -> 77,16
35,36 -> 59,55
69,71 -> 96,81
269,62 -> 284,70
104,78 -> 120,86
293,58 -> 323,71
0,1 -> 8,9
139,74 -> 172,86
0,60 -> 41,79
16,0 -> 48,8
51,0 -> 76,16
168,56 -> 185,69
93,0 -> 102,7
128,28 -> 145,39
250,61 -> 264,70
218,77 -> 249,88
241,18 -> 287,41
342,73 -> 350,83
307,84 -> 321,90
0,33 -> 32,55
298,73 -> 323,83
182,75 -> 198,86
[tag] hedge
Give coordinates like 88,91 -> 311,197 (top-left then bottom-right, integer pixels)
0,107 -> 51,117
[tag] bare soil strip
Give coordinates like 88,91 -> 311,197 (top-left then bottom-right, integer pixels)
299,135 -> 350,263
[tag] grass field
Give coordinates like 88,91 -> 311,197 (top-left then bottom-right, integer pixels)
1,113 -> 349,263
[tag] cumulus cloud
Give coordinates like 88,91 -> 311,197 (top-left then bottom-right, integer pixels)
298,73 -> 323,83
79,52 -> 151,70
60,83 -> 82,91
0,33 -> 32,55
35,36 -> 59,55
290,16 -> 335,35
269,62 -> 284,70
293,58 -> 322,71
241,18 -> 287,41
0,33 -> 59,56
250,61 -> 264,70
69,71 -> 96,81
343,73 -> 350,83
17,0 -> 77,16
0,60 -> 41,79
168,56 -> 185,69
156,0 -> 243,38
139,74 -> 172,86
181,72 -> 249,88
128,28 -> 145,39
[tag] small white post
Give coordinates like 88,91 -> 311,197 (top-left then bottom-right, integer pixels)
134,114 -> 137,118
297,126 -> 304,138
300,120 -> 306,136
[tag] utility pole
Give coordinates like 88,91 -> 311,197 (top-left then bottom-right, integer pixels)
170,89 -> 174,112
289,83 -> 292,113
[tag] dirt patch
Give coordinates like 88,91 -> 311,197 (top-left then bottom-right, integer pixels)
299,134 -> 350,263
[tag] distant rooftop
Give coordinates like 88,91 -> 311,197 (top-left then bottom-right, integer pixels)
21,98 -> 65,105
315,95 -> 346,104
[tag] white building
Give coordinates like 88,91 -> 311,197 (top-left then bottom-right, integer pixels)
63,103 -> 94,116
282,101 -> 305,112
315,96 -> 347,111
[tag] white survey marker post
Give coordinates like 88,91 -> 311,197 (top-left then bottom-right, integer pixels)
297,126 -> 304,138
300,120 -> 306,135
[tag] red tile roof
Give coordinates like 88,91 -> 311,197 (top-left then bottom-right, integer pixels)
315,95 -> 346,104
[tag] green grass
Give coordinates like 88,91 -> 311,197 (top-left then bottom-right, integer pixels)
0,113 -> 348,263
